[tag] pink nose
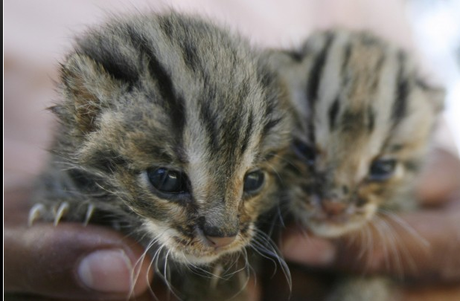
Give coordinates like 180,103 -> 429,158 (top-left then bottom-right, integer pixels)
205,235 -> 236,248
321,199 -> 347,216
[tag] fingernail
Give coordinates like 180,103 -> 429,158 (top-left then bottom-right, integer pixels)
78,249 -> 133,293
282,235 -> 336,266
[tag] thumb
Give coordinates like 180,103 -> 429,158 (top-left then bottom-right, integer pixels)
282,208 -> 460,282
5,188 -> 153,300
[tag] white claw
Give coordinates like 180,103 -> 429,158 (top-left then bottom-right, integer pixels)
83,203 -> 95,226
210,264 -> 223,289
28,204 -> 45,227
54,202 -> 69,226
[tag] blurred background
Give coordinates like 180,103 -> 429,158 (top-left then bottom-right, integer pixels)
5,0 -> 460,188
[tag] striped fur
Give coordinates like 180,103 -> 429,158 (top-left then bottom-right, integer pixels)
269,29 -> 444,301
273,29 -> 443,237
32,12 -> 292,299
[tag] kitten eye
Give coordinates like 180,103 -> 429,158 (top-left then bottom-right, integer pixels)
368,159 -> 397,181
293,139 -> 316,165
147,168 -> 188,194
243,170 -> 265,193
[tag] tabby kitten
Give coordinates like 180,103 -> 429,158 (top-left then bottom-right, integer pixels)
272,30 -> 444,300
29,12 -> 292,300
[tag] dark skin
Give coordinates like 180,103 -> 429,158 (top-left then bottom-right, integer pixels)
4,148 -> 460,300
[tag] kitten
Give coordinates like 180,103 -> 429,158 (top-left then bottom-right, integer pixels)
29,12 -> 292,300
270,29 -> 444,300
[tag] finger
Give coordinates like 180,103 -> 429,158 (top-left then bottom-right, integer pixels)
5,189 -> 153,300
416,148 -> 460,206
400,284 -> 460,301
282,206 -> 460,282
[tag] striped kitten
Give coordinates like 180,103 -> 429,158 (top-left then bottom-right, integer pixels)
272,30 -> 444,300
29,12 -> 292,300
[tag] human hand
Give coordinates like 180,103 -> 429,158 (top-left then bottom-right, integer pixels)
281,148 -> 460,299
4,187 -> 154,301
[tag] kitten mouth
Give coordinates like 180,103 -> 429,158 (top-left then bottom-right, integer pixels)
143,220 -> 252,265
172,237 -> 244,265
307,220 -> 361,238
167,234 -> 243,265
306,213 -> 369,238
311,213 -> 350,224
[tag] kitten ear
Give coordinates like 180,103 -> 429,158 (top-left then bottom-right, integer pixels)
417,79 -> 445,114
53,53 -> 122,133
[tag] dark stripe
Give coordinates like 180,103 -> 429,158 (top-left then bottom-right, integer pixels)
361,33 -> 380,46
125,25 -> 186,137
308,120 -> 316,145
258,69 -> 277,91
328,97 -> 340,131
341,42 -> 352,80
158,16 -> 174,37
282,49 -> 303,62
372,53 -> 385,90
180,32 -> 202,73
77,35 -> 140,86
340,109 -> 364,133
67,169 -> 101,192
306,32 -> 334,105
261,87 -> 281,136
284,162 -> 303,177
159,17 -> 202,73
392,51 -> 409,126
199,101 -> 220,150
263,151 -> 277,162
404,160 -> 421,173
367,107 -> 376,132
415,78 -> 430,90
88,150 -> 128,173
182,41 -> 200,72
263,118 -> 282,136
240,110 -> 254,155
221,113 -> 242,158
389,144 -> 404,152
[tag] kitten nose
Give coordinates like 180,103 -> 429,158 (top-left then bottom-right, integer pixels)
321,199 -> 346,216
205,235 -> 236,248
201,223 -> 238,248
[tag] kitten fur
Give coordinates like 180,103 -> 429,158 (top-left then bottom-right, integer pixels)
269,29 -> 444,300
30,12 -> 292,300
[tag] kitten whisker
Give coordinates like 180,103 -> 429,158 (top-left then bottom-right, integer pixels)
251,229 -> 292,290
379,210 -> 430,248
377,213 -> 424,276
371,217 -> 391,272
375,216 -> 405,279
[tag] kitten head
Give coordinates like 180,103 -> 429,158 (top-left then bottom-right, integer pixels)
279,30 -> 444,237
52,13 -> 292,264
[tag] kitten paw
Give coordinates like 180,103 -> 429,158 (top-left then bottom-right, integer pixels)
28,202 -> 96,227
